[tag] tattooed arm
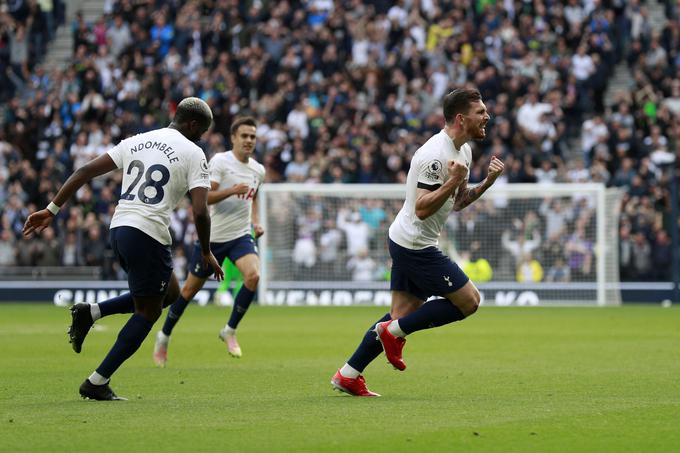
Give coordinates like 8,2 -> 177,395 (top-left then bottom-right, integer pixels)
453,156 -> 504,212
415,160 -> 468,220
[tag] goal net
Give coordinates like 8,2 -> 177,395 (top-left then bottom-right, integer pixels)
258,183 -> 624,306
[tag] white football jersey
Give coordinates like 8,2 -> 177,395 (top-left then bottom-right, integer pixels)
108,128 -> 210,245
209,151 -> 265,242
389,129 -> 472,250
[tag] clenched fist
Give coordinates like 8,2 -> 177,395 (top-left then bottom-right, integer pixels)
488,156 -> 504,181
447,160 -> 468,183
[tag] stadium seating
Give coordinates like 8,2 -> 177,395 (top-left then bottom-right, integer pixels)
0,0 -> 678,282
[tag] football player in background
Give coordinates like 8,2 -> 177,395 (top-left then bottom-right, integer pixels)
153,116 -> 265,365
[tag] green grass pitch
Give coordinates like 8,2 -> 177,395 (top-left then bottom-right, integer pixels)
1,304 -> 679,452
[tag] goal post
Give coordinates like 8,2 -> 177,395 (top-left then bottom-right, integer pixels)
258,183 -> 624,307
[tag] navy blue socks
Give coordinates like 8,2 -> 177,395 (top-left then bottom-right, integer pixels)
162,295 -> 190,336
398,298 -> 465,335
347,313 -> 391,372
227,286 -> 256,329
96,313 -> 153,378
99,293 -> 134,317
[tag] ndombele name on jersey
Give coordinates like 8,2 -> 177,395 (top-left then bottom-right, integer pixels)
130,140 -> 180,164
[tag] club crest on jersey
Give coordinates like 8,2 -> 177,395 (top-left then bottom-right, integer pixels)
237,187 -> 256,200
425,160 -> 443,180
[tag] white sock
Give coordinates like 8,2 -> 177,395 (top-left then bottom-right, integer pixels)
88,371 -> 109,386
224,325 -> 236,336
339,363 -> 360,379
157,331 -> 169,343
90,304 -> 101,321
388,320 -> 407,338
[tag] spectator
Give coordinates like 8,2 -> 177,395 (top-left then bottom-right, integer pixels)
337,209 -> 370,258
347,248 -> 377,281
612,157 -> 636,188
286,101 -> 309,140
61,232 -> 81,266
632,232 -> 653,280
106,14 -> 131,57
82,225 -> 106,266
292,232 -> 316,270
545,257 -> 571,283
173,247 -> 187,281
652,229 -> 672,280
564,227 -> 594,280
581,115 -> 609,159
9,23 -> 29,79
516,92 -> 553,140
30,226 -> 60,266
292,206 -> 320,272
516,254 -> 544,283
535,160 -> 557,184
150,12 -> 173,59
540,198 -> 573,240
502,224 -> 541,264
284,151 -> 310,182
460,251 -> 493,283
359,200 -> 386,230
318,218 -> 343,271
0,229 -> 17,265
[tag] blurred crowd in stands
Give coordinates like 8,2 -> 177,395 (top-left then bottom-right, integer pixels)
0,0 -> 679,281
270,192 -> 604,284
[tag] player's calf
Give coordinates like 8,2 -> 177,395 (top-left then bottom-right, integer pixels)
377,296 -> 472,371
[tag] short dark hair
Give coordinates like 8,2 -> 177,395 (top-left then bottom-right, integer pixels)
230,116 -> 257,136
443,88 -> 482,124
174,97 -> 213,127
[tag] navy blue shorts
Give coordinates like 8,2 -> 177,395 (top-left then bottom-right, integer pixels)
110,226 -> 173,297
188,234 -> 257,278
389,239 -> 469,300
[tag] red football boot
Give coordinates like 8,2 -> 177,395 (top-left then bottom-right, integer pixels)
374,320 -> 407,371
331,370 -> 380,397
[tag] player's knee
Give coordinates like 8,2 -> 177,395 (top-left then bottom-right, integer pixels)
181,281 -> 202,301
148,308 -> 162,322
243,270 -> 260,291
163,286 -> 179,308
161,275 -> 180,307
464,288 -> 481,317
136,304 -> 162,322
180,286 -> 194,301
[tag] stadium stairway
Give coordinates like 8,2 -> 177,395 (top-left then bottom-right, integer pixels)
604,0 -> 668,108
648,0 -> 669,33
43,0 -> 106,71
604,62 -> 635,107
